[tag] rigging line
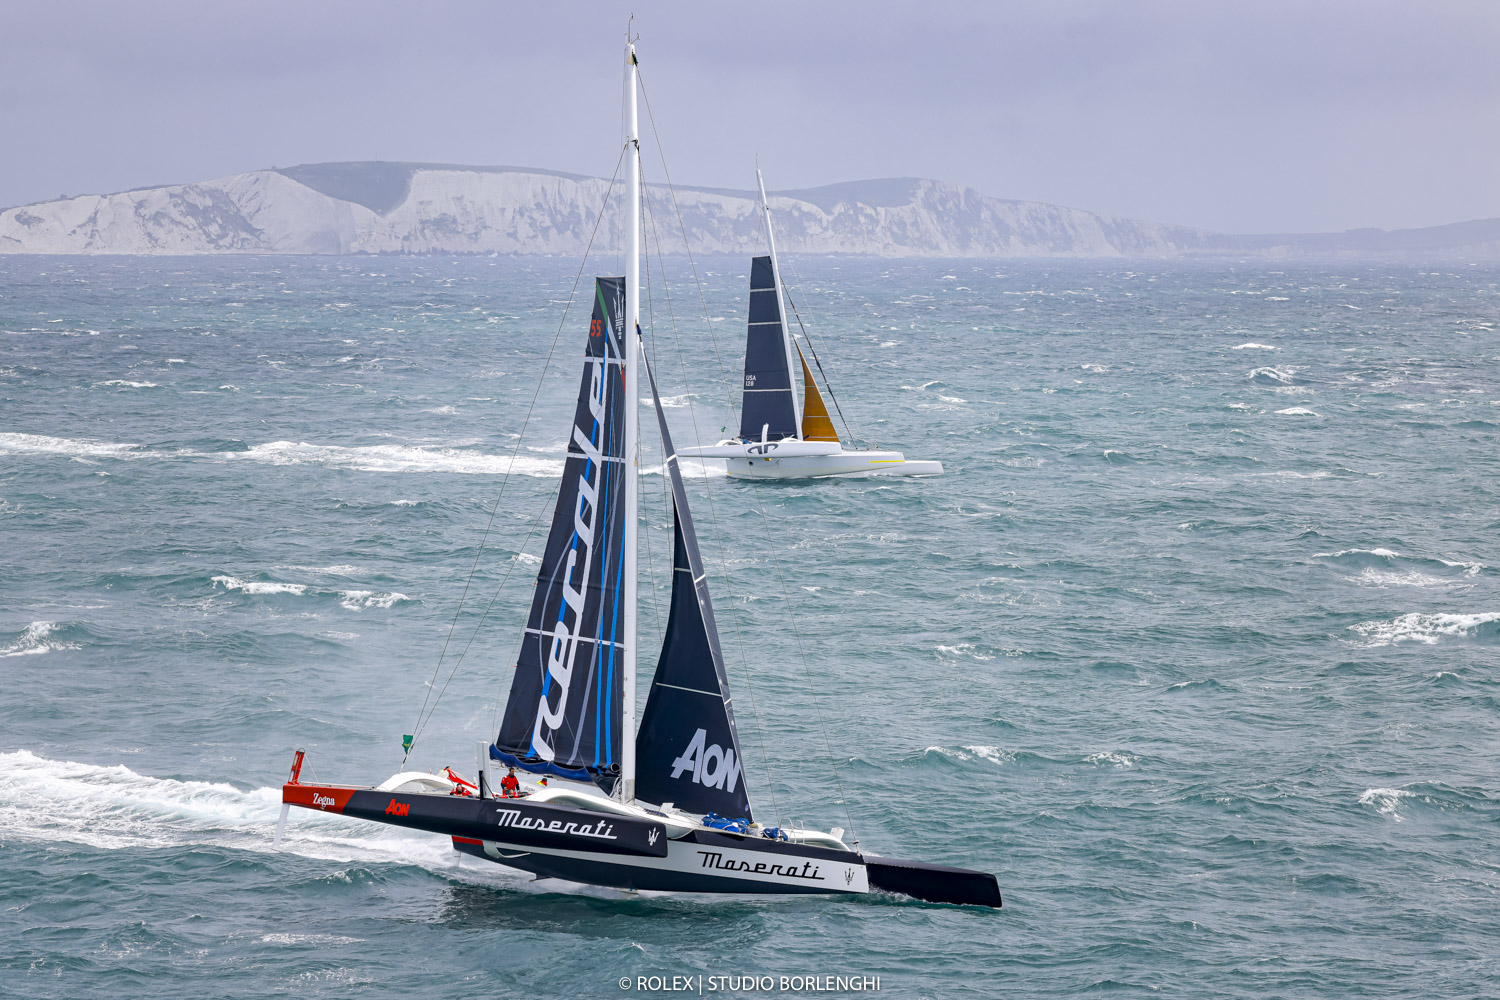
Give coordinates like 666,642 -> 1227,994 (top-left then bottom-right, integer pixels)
748,499 -> 858,847
492,478 -> 565,739
635,69 -> 741,424
404,144 -> 628,765
782,285 -> 862,447
639,187 -> 663,647
420,472 -> 561,752
638,150 -> 785,831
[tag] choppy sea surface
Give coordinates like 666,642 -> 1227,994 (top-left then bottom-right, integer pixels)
2,254 -> 1498,998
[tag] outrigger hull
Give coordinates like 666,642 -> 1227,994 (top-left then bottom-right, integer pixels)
282,782 -> 999,906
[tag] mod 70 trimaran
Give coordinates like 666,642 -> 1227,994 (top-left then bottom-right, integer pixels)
275,40 -> 999,908
677,170 -> 943,479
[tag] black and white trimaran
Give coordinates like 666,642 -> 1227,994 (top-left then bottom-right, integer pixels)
274,41 -> 998,908
676,170 -> 943,479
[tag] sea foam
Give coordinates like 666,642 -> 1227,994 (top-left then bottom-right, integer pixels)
1349,612 -> 1500,645
0,621 -> 80,658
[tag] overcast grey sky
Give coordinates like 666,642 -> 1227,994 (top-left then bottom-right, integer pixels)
3,1 -> 1497,233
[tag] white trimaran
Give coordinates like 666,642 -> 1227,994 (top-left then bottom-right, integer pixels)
676,170 -> 943,479
275,39 -> 997,908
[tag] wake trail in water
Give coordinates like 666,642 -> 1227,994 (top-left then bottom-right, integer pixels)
0,750 -> 520,885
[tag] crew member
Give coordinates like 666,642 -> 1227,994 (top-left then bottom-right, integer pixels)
500,766 -> 520,797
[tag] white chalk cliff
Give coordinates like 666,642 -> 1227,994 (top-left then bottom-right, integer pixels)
2,162 -> 1495,258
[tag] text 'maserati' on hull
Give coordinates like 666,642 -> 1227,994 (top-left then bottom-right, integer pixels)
274,37 -> 998,910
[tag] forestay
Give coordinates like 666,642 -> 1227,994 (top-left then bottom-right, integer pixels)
496,278 -> 630,774
636,355 -> 754,820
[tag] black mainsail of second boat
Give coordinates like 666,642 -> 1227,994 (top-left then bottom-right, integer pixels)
495,278 -> 630,777
739,255 -> 799,443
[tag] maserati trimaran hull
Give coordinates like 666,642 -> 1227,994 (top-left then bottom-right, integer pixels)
283,780 -> 1000,906
277,40 -> 999,913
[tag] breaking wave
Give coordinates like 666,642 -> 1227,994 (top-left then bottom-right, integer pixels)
212,574 -> 412,610
0,621 -> 81,658
0,432 -> 146,460
1358,787 -> 1415,821
1315,548 -> 1482,587
238,442 -> 561,477
1348,612 -> 1500,646
921,745 -> 1014,766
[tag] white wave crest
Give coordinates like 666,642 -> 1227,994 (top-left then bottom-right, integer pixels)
0,621 -> 79,658
338,590 -> 410,610
96,379 -> 159,388
237,442 -> 561,477
1315,548 -> 1401,560
1349,612 -> 1500,645
641,458 -> 725,479
212,575 -> 307,596
0,433 -> 559,478
1352,569 -> 1448,588
1231,343 -> 1279,350
1358,787 -> 1414,821
0,433 -> 143,459
1248,366 -> 1301,385
935,643 -> 994,661
922,745 -> 1013,766
213,574 -> 410,610
1085,751 -> 1137,768
1275,407 -> 1320,417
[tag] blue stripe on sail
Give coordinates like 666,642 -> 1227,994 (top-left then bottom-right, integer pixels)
591,389 -> 615,767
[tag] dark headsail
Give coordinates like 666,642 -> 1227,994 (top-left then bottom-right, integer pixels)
496,278 -> 629,774
738,255 -> 798,443
636,355 -> 754,820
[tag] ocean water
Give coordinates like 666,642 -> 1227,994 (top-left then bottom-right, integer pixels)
2,254 -> 1498,998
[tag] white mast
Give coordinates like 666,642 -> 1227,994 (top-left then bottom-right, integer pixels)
621,39 -> 641,803
756,167 -> 802,437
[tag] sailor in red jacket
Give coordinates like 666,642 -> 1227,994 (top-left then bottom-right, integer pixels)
500,766 -> 520,797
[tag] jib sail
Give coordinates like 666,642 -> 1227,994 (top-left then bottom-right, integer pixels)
496,277 -> 630,773
635,353 -> 754,820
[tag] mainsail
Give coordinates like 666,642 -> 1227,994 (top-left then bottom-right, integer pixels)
738,255 -> 798,442
636,355 -> 754,819
797,344 -> 838,442
496,277 -> 630,774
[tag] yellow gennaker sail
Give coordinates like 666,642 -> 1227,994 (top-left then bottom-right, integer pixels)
798,345 -> 839,442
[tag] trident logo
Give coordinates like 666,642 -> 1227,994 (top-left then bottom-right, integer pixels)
647,828 -> 660,846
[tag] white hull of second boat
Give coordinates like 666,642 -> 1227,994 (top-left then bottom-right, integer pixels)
680,441 -> 943,479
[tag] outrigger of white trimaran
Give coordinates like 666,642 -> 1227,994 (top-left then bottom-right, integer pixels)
675,169 -> 943,479
275,39 -> 997,909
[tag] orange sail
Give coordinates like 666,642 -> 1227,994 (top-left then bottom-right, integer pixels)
798,345 -> 839,442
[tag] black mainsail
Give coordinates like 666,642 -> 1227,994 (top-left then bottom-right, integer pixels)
496,278 -> 630,775
635,355 -> 754,820
737,255 -> 798,443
